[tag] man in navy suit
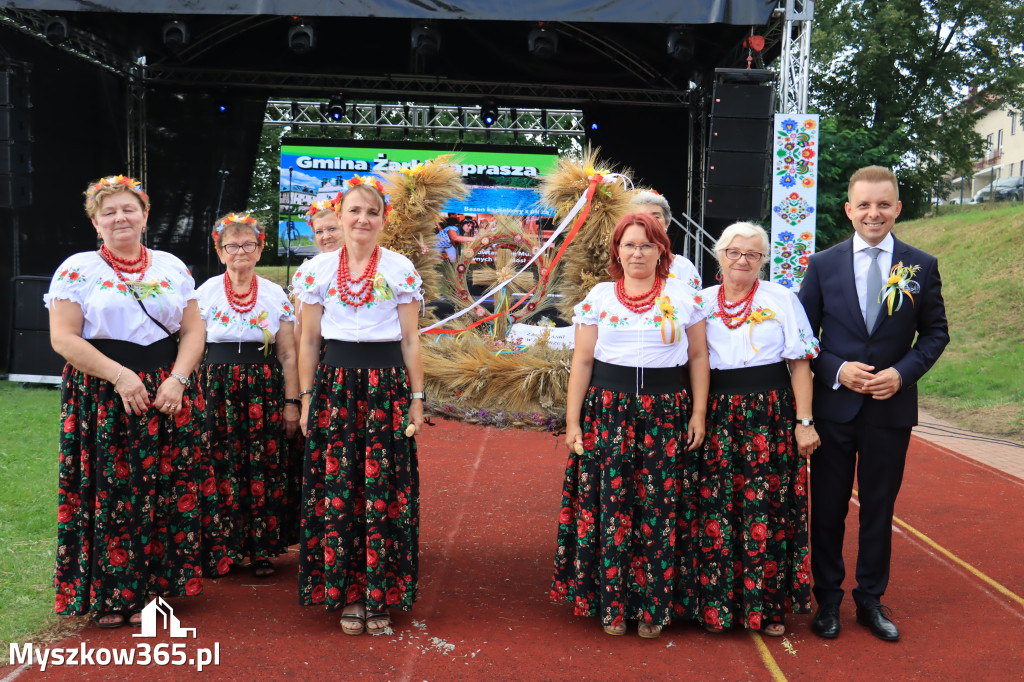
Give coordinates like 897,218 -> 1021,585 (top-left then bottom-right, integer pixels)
798,166 -> 948,642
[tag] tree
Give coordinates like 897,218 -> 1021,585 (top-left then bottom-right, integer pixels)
811,0 -> 1024,225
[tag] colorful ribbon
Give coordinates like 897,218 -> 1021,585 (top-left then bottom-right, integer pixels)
747,308 -> 776,353
657,296 -> 677,345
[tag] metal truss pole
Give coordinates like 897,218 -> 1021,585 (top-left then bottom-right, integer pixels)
777,0 -> 814,113
126,61 -> 147,194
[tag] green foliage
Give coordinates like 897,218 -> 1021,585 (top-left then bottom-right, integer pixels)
811,0 -> 1024,219
815,118 -> 902,246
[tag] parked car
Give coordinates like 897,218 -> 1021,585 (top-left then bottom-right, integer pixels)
974,176 -> 1024,203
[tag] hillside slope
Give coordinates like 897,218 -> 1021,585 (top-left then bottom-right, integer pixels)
895,203 -> 1024,441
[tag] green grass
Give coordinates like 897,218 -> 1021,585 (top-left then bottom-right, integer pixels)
254,264 -> 299,289
0,381 -> 80,662
897,202 -> 1024,438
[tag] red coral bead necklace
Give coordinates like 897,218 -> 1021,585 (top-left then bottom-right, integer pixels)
336,244 -> 380,307
615,276 -> 662,314
100,244 -> 149,284
717,279 -> 759,329
224,271 -> 259,314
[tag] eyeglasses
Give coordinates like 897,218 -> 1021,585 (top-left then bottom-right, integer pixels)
221,241 -> 259,254
620,242 -> 658,255
723,248 -> 764,264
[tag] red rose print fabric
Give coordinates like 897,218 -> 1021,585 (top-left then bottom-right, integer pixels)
551,387 -> 697,627
54,364 -> 203,617
298,365 -> 419,614
695,387 -> 811,631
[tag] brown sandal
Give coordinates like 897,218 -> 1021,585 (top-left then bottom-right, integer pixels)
365,611 -> 391,636
340,604 -> 366,636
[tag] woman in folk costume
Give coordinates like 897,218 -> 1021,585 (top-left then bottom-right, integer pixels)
292,175 -> 425,636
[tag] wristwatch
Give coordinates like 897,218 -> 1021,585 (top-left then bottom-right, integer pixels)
796,418 -> 814,426
411,391 -> 425,400
170,372 -> 191,388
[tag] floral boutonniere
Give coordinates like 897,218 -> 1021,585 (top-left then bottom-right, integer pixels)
250,310 -> 273,356
655,295 -> 677,344
878,262 -> 921,315
748,308 -> 776,353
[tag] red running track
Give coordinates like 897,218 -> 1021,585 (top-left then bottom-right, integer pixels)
5,420 -> 1024,680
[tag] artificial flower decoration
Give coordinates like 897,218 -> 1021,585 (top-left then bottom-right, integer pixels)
305,197 -> 339,224
252,311 -> 274,356
878,262 -> 921,315
656,296 -> 678,344
213,212 -> 264,246
86,175 -> 148,203
747,308 -> 776,353
346,174 -> 392,219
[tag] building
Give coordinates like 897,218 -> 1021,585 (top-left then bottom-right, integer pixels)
946,95 -> 1024,203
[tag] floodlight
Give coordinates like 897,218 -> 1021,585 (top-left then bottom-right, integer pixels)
288,23 -> 315,54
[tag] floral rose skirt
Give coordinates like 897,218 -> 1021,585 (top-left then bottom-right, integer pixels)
200,361 -> 298,575
54,365 -> 204,617
696,387 -> 811,631
551,387 -> 696,628
298,364 -> 419,613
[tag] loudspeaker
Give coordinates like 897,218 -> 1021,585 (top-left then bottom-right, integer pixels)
12,276 -> 50,331
0,141 -> 31,174
9,330 -> 64,378
0,173 -> 31,207
705,185 -> 767,220
710,83 -> 775,119
709,117 -> 772,153
707,151 -> 770,187
0,108 -> 30,142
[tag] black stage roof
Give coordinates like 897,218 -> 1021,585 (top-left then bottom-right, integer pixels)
1,1 -> 782,104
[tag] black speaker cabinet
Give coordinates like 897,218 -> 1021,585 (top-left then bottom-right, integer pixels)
9,329 -> 64,380
709,117 -> 772,153
711,83 -> 775,119
704,185 -> 768,220
706,151 -> 770,187
0,173 -> 31,208
12,276 -> 51,330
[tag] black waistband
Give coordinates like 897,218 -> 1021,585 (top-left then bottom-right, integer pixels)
323,340 -> 404,369
205,342 -> 277,365
89,336 -> 178,372
709,361 -> 790,394
590,359 -> 684,395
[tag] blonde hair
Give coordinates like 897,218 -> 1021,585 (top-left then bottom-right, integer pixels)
848,166 -> 899,202
83,175 -> 150,218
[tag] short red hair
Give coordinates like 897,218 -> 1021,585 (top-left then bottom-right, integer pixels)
607,212 -> 672,280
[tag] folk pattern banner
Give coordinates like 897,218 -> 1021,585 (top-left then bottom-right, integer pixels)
770,114 -> 819,290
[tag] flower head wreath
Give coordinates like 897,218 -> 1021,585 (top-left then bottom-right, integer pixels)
86,175 -> 149,204
343,174 -> 392,220
305,196 -> 339,225
213,212 -> 264,246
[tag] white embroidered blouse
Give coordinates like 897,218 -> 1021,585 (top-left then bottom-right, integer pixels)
697,280 -> 819,369
43,250 -> 197,346
197,275 -> 295,344
291,247 -> 423,342
669,254 -> 702,290
572,277 -> 704,368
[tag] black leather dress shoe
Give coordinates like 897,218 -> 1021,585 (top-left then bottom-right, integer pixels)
856,603 -> 900,641
811,604 -> 841,639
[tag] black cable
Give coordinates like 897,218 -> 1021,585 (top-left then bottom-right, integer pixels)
915,420 -> 1024,450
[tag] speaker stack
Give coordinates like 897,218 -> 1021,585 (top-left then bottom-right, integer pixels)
704,70 -> 775,220
0,61 -> 32,209
8,276 -> 64,383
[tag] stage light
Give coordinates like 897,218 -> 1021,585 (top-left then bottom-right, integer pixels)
162,20 -> 189,49
528,24 -> 558,58
582,104 -> 600,134
288,23 -> 315,54
44,17 -> 69,43
290,101 -> 300,121
667,28 -> 694,62
411,24 -> 441,57
480,101 -> 499,127
327,94 -> 346,121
